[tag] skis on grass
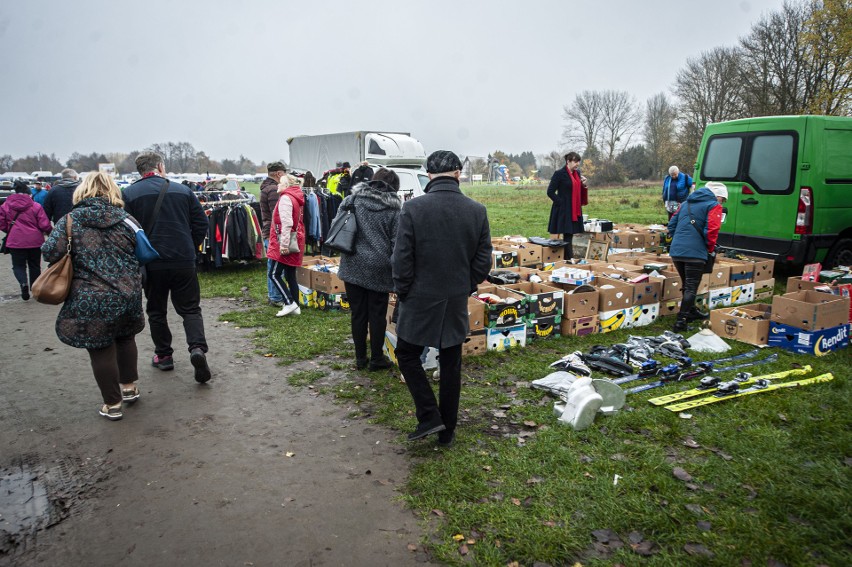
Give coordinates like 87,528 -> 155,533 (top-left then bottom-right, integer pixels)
611,349 -> 760,386
623,353 -> 780,395
646,365 -> 812,406
663,372 -> 834,412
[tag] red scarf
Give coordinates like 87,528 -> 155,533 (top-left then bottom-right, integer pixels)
568,167 -> 583,221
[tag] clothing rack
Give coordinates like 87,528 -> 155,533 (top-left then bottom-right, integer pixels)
200,198 -> 255,208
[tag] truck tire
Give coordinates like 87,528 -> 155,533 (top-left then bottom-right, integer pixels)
824,238 -> 852,269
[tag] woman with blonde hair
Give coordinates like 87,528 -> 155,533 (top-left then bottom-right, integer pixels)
42,172 -> 145,421
267,174 -> 306,316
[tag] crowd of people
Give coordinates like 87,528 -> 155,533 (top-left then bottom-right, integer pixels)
1,149 -> 718,446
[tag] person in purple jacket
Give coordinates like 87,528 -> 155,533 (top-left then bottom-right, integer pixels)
0,180 -> 52,300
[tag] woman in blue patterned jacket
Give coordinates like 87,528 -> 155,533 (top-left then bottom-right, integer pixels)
42,172 -> 145,421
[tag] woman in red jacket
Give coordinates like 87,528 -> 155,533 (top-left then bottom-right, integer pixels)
0,180 -> 52,299
267,175 -> 306,317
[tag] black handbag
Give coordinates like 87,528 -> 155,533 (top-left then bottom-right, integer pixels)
1,210 -> 20,254
324,201 -> 357,254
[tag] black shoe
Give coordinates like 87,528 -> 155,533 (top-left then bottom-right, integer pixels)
686,307 -> 710,321
21,284 -> 29,301
407,419 -> 446,441
672,315 -> 689,333
436,430 -> 455,448
355,358 -> 369,370
369,356 -> 394,371
151,354 -> 175,371
190,348 -> 212,383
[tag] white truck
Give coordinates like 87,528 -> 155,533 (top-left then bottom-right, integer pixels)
287,131 -> 429,198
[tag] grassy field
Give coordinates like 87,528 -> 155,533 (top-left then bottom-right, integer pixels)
198,184 -> 851,567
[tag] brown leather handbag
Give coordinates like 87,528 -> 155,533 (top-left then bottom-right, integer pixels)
32,215 -> 74,305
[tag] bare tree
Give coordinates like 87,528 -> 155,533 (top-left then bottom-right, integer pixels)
599,90 -> 640,161
644,93 -> 677,179
562,91 -> 604,156
674,46 -> 745,152
801,0 -> 852,115
0,154 -> 14,172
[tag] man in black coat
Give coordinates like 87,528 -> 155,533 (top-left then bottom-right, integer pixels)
122,151 -> 212,383
392,150 -> 492,446
350,161 -> 374,186
42,168 -> 80,224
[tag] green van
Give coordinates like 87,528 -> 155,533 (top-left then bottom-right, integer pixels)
694,115 -> 852,268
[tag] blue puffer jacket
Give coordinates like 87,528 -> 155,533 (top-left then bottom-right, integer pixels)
667,187 -> 721,261
662,172 -> 693,203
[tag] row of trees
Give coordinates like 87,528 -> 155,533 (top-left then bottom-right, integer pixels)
1,142 -> 271,177
560,0 -> 850,184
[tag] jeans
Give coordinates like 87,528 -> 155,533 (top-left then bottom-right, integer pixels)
87,335 -> 139,405
269,261 -> 297,305
143,267 -> 208,357
9,247 -> 42,287
264,239 -> 283,302
396,337 -> 462,435
344,282 -> 389,362
673,259 -> 705,315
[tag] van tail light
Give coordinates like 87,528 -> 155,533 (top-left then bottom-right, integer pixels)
742,185 -> 754,195
795,187 -> 813,235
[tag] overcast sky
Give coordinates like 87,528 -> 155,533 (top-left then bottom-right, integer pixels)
1,0 -> 786,165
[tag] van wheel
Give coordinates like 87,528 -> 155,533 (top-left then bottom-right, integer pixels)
824,238 -> 852,269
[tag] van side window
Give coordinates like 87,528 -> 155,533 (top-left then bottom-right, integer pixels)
704,136 -> 742,179
748,134 -> 794,192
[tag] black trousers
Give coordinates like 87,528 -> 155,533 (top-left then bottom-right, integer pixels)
558,234 -> 574,260
344,282 -> 389,361
269,262 -> 297,305
9,247 -> 42,287
673,259 -> 705,315
143,267 -> 207,357
396,337 -> 462,435
87,335 -> 139,405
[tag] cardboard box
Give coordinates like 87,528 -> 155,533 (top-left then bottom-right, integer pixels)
540,246 -> 565,263
550,267 -> 594,286
296,257 -> 339,289
474,285 -> 527,327
496,240 -> 542,267
500,281 -> 565,318
317,292 -> 349,311
720,258 -> 755,285
467,296 -> 486,331
461,331 -> 487,357
694,293 -> 709,312
312,270 -> 345,294
552,283 -> 599,318
768,322 -> 850,356
491,248 -> 519,269
660,299 -> 681,317
785,276 -> 839,294
628,303 -> 660,327
744,256 -> 775,280
753,278 -> 775,301
526,315 -> 562,341
659,270 -> 683,301
628,274 -> 663,306
709,286 -> 733,309
731,283 -> 755,306
561,315 -> 599,336
599,307 -> 632,333
698,265 -> 731,293
710,304 -> 772,346
771,291 -> 851,331
594,276 -> 634,311
298,284 -> 318,308
486,324 -> 527,351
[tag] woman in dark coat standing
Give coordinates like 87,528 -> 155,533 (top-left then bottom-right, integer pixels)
335,168 -> 402,370
547,151 -> 588,259
42,172 -> 145,421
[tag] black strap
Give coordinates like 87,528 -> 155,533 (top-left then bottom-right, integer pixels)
686,201 -> 708,247
145,179 -> 169,236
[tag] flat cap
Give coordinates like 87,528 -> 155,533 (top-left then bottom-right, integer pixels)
426,150 -> 462,174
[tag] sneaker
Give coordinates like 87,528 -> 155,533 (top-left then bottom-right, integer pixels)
121,385 -> 140,404
407,419 -> 446,441
550,351 -> 591,377
98,403 -> 123,421
276,303 -> 300,317
190,348 -> 212,384
368,356 -> 394,371
151,354 -> 174,371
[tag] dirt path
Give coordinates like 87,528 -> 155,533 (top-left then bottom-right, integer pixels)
0,256 -> 436,567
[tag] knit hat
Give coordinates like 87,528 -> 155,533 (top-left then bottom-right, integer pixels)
705,182 -> 728,200
267,161 -> 287,173
426,150 -> 462,174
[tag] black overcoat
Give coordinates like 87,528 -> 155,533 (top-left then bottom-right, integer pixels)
392,177 -> 492,348
546,167 -> 585,235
